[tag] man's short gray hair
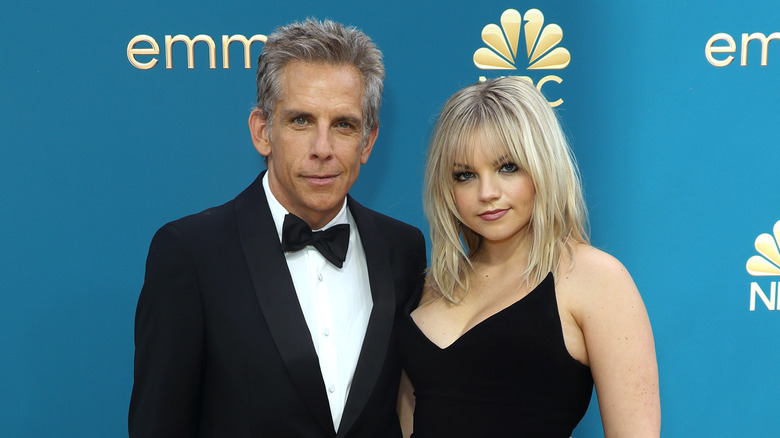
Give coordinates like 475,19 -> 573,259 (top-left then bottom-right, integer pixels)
255,18 -> 385,141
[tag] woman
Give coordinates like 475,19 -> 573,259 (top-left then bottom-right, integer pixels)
397,77 -> 660,437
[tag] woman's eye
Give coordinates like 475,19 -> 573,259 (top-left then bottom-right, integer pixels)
500,162 -> 519,173
453,171 -> 475,182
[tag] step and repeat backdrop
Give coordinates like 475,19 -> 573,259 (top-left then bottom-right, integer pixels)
2,0 -> 778,436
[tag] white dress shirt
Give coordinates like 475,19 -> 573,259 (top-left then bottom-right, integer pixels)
262,173 -> 372,431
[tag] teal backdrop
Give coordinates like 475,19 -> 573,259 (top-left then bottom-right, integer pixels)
2,0 -> 779,436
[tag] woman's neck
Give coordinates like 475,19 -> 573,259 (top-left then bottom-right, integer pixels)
473,227 -> 532,269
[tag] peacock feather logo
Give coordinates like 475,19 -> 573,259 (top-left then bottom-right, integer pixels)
746,220 -> 780,276
473,8 -> 570,71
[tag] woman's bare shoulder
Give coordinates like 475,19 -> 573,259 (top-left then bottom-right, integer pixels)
557,242 -> 638,304
566,242 -> 629,275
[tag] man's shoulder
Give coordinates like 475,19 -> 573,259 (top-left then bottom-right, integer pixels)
162,198 -> 236,235
348,197 -> 421,236
159,175 -> 265,236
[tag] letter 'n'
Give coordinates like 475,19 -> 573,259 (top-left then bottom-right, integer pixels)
750,282 -> 777,311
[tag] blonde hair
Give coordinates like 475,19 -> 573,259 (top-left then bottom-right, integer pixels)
424,76 -> 588,303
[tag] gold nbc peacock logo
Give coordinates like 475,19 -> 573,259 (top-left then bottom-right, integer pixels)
747,220 -> 780,311
746,220 -> 780,276
472,8 -> 570,107
473,8 -> 570,71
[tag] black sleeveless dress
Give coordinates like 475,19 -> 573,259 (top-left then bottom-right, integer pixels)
397,273 -> 593,437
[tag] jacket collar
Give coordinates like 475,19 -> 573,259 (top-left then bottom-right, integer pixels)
337,196 -> 395,437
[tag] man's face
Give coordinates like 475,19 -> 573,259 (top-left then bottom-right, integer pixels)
250,61 -> 377,229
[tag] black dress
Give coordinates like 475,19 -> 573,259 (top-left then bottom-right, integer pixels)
397,273 -> 593,437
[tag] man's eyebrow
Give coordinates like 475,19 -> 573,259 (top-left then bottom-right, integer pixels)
279,109 -> 313,119
333,114 -> 363,125
277,109 -> 362,125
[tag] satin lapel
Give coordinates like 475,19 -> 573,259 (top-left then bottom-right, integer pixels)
338,197 -> 396,437
234,173 -> 335,436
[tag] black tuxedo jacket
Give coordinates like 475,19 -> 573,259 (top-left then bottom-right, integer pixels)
129,173 -> 426,437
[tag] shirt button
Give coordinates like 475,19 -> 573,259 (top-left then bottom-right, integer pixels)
323,328 -> 330,336
317,273 -> 323,281
328,385 -> 336,393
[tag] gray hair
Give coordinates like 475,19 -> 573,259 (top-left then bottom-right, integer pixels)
255,18 -> 385,141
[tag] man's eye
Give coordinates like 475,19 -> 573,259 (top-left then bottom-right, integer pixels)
453,171 -> 474,182
293,117 -> 308,125
336,121 -> 355,130
500,162 -> 519,173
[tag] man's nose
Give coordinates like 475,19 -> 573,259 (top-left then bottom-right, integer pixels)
310,124 -> 334,159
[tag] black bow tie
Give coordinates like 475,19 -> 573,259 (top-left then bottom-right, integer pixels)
281,213 -> 350,268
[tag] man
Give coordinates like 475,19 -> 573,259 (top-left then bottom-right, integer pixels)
129,19 -> 426,437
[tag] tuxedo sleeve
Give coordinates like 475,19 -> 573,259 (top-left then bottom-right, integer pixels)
129,223 -> 205,437
414,229 -> 427,291
405,228 -> 427,306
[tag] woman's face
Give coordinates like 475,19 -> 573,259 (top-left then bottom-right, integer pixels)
452,143 -> 535,246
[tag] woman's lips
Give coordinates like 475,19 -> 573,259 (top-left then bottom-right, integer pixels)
478,208 -> 508,221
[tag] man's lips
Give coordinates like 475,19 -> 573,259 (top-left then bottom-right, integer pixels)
478,208 -> 508,221
302,174 -> 339,186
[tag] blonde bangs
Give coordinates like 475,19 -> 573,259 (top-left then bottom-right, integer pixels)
425,76 -> 588,303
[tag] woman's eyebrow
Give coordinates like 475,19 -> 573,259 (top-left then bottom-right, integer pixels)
492,155 -> 511,166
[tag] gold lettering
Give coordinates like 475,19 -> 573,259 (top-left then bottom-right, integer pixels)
741,32 -> 780,66
127,35 -> 160,69
536,75 -> 563,107
705,33 -> 736,67
165,34 -> 217,69
222,34 -> 267,68
478,75 -> 562,107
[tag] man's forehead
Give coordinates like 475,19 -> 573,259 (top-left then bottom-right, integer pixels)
279,61 -> 364,92
275,61 -> 365,116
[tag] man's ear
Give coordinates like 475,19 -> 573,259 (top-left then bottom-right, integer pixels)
360,124 -> 379,164
249,108 -> 272,157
